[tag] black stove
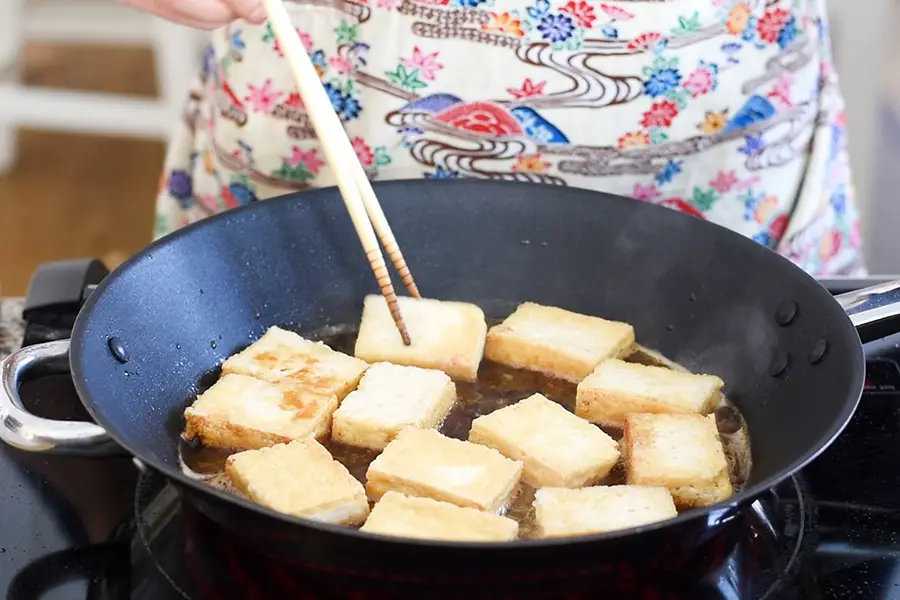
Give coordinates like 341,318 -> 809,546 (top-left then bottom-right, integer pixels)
2,265 -> 900,600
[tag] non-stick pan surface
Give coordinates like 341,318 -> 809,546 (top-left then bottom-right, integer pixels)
1,180 -> 867,588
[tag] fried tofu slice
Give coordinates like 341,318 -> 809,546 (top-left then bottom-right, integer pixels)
533,485 -> 677,538
366,427 -> 523,513
353,295 -> 487,381
468,393 -> 619,488
183,373 -> 338,450
576,359 -> 723,428
331,362 -> 457,451
225,438 -> 369,525
484,303 -> 634,383
361,491 -> 518,542
624,413 -> 733,508
222,326 -> 367,401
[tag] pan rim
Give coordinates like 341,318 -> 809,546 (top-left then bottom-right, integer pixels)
69,179 -> 866,551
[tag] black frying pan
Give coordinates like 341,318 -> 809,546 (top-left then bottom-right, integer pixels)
0,179 -> 895,594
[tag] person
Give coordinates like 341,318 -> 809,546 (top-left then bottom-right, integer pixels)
123,0 -> 863,276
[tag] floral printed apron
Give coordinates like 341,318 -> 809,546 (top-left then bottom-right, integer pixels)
155,0 -> 864,276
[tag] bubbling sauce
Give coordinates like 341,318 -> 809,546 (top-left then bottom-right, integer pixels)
180,324 -> 752,539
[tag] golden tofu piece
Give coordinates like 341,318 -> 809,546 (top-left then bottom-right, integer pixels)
365,427 -> 523,513
361,491 -> 518,542
485,303 -> 634,383
625,413 -> 733,508
469,393 -> 619,488
576,359 -> 723,428
183,373 -> 338,450
222,326 -> 367,401
533,485 -> 678,538
354,295 -> 487,381
225,438 -> 369,525
331,362 -> 457,451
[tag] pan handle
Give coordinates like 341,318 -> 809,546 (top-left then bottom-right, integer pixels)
835,279 -> 900,344
0,339 -> 119,456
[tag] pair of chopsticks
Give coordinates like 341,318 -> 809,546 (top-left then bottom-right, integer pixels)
263,0 -> 419,345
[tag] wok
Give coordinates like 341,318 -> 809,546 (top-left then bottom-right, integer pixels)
1,179 -> 897,593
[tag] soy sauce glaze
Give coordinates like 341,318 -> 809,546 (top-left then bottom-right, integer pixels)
180,324 -> 752,539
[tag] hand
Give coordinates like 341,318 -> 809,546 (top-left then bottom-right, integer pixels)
117,0 -> 266,29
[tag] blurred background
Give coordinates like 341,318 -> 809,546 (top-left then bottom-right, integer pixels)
0,0 -> 205,295
0,0 -> 896,296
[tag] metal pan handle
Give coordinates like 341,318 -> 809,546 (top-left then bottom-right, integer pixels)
835,279 -> 900,343
0,339 -> 120,456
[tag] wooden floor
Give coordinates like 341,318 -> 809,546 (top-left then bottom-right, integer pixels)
0,44 -> 165,296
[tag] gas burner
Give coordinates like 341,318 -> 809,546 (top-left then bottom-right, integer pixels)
129,469 -> 817,600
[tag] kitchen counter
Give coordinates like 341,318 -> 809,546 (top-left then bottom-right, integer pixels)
0,299 -> 25,361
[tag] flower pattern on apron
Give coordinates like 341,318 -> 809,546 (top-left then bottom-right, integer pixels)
155,0 -> 864,276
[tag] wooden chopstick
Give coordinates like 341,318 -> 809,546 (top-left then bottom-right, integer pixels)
263,0 -> 419,344
353,163 -> 422,300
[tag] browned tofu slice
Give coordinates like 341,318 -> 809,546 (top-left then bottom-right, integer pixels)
576,359 -> 723,428
484,303 -> 634,383
624,413 -> 733,508
183,373 -> 337,450
365,427 -> 523,513
533,485 -> 677,538
468,393 -> 619,488
331,362 -> 457,450
222,326 -> 367,401
225,438 -> 369,525
353,295 -> 487,381
361,491 -> 518,542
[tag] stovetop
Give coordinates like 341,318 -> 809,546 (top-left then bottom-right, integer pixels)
2,269 -> 900,600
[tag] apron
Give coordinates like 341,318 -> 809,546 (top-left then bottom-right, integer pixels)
154,0 -> 865,276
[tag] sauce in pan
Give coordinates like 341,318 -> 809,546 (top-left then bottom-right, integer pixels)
180,324 -> 752,539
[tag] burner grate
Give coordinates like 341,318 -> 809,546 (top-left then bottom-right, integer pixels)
129,470 -> 818,600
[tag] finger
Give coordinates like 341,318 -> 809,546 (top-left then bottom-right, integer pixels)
168,0 -> 241,27
119,0 -> 237,29
226,0 -> 266,22
246,5 -> 268,24
163,13 -> 232,30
